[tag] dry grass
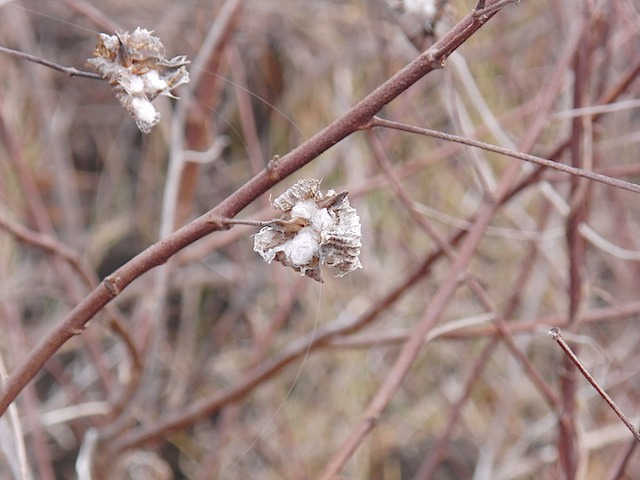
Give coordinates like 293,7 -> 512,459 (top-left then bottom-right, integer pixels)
1,0 -> 640,479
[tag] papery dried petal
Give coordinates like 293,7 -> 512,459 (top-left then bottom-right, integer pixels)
272,178 -> 324,212
319,199 -> 363,276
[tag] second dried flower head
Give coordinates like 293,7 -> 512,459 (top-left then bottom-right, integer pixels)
87,27 -> 190,133
254,179 -> 362,283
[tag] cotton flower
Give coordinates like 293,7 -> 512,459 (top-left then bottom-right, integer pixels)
254,179 -> 362,283
87,27 -> 190,133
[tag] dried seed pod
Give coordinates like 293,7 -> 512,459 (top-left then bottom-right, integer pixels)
254,179 -> 362,283
87,27 -> 190,133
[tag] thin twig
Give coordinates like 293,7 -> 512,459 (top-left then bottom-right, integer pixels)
475,0 -> 517,16
367,116 -> 640,195
0,350 -> 32,480
0,213 -> 95,287
548,328 -> 640,444
216,217 -> 266,228
0,45 -> 102,80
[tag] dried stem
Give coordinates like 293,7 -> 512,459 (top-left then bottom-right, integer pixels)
0,212 -> 95,287
367,116 -> 640,195
548,328 -> 640,444
0,45 -> 101,80
0,348 -> 32,480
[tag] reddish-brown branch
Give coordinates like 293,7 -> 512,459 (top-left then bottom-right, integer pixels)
367,117 -> 640,195
0,213 -> 95,287
558,16 -> 597,477
549,328 -> 640,445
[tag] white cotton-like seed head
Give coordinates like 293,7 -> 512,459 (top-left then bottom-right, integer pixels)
282,227 -> 320,266
290,200 -> 318,222
87,27 -> 189,133
403,0 -> 436,16
142,70 -> 167,94
311,207 -> 332,232
130,97 -> 160,134
253,179 -> 362,282
121,74 -> 145,94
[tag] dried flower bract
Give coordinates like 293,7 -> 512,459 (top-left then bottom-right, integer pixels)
254,179 -> 362,283
87,27 -> 190,133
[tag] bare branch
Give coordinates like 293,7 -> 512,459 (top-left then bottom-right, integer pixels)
0,45 -> 102,80
549,328 -> 640,445
368,116 -> 640,195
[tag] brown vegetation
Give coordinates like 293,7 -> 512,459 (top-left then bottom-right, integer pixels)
1,0 -> 640,478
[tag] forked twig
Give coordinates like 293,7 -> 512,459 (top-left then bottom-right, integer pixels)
548,328 -> 640,444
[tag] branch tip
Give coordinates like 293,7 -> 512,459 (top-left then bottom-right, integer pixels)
474,0 -> 519,19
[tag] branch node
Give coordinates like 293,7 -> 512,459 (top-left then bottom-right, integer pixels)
207,217 -> 233,230
103,275 -> 122,297
473,0 -> 519,19
472,9 -> 490,21
424,51 -> 446,70
267,154 -> 280,181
